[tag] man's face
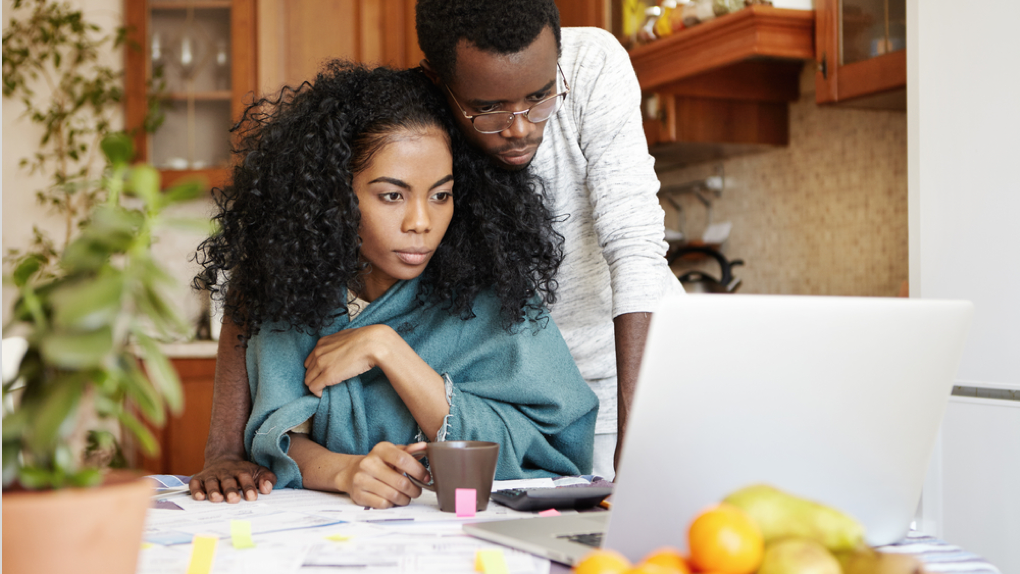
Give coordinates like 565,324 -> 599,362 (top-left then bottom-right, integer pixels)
442,26 -> 559,171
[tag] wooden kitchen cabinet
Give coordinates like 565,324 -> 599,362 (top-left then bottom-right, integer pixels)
815,0 -> 906,108
124,0 -> 257,190
628,6 -> 814,167
133,357 -> 216,476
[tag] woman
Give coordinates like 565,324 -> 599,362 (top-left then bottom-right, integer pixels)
195,61 -> 597,509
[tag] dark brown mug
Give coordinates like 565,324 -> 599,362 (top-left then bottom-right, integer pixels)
408,441 -> 499,512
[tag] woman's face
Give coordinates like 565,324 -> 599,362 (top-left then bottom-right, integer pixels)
353,128 -> 454,302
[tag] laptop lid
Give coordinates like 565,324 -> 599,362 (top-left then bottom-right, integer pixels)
605,294 -> 973,563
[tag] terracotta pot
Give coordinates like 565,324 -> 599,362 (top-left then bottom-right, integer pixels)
2,470 -> 152,574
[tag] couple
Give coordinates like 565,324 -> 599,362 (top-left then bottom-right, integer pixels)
191,0 -> 682,507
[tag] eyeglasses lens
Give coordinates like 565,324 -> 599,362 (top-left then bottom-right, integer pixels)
472,95 -> 563,134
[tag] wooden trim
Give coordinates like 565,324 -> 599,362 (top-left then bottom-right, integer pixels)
160,167 -> 231,190
657,60 -> 802,103
231,0 -> 258,121
629,6 -> 815,92
123,0 -> 149,162
835,49 -> 906,102
814,0 -> 839,103
150,0 -> 232,9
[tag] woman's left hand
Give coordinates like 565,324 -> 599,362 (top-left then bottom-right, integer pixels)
304,324 -> 394,397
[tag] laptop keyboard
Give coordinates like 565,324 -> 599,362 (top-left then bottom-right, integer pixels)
557,532 -> 604,548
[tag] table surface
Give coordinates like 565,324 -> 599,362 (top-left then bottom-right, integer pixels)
140,480 -> 1002,574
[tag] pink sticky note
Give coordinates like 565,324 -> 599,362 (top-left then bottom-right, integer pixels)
455,488 -> 477,517
538,508 -> 561,517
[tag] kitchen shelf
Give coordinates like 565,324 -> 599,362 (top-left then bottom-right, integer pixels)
162,90 -> 232,101
629,6 -> 815,93
150,1 -> 232,10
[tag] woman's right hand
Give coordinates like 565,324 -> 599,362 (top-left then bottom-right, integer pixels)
337,441 -> 430,509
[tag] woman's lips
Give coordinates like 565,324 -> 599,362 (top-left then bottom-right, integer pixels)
396,251 -> 431,265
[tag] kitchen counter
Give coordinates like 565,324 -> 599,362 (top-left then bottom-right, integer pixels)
158,340 -> 219,359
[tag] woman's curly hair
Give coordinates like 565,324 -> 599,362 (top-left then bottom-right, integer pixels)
195,60 -> 563,339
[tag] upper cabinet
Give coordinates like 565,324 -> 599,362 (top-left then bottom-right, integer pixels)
814,0 -> 905,108
124,0 -> 257,190
626,6 -> 815,168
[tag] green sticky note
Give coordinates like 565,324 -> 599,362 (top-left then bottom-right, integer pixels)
475,549 -> 509,574
186,535 -> 218,574
230,520 -> 256,549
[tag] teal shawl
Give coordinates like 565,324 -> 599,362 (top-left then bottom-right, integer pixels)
244,277 -> 598,489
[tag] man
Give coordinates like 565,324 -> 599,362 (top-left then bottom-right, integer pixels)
190,0 -> 681,502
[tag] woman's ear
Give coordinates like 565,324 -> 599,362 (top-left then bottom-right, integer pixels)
419,60 -> 441,85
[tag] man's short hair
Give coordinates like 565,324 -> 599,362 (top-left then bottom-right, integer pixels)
416,0 -> 561,84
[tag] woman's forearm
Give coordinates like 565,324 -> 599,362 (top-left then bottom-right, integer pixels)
372,328 -> 450,440
287,432 -> 358,492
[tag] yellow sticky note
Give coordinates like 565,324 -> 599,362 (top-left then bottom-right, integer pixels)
140,542 -> 154,550
230,520 -> 256,549
475,549 -> 509,574
325,534 -> 351,542
186,535 -> 218,574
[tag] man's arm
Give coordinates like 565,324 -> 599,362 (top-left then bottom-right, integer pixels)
188,320 -> 277,502
613,311 -> 652,470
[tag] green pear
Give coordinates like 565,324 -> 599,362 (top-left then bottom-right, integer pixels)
722,484 -> 865,552
757,539 -> 841,574
835,546 -> 924,574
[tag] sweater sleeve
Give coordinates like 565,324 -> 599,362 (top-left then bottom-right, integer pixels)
571,28 -> 684,317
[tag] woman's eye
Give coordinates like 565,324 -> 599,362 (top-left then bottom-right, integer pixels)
432,191 -> 453,202
379,192 -> 402,202
477,104 -> 499,113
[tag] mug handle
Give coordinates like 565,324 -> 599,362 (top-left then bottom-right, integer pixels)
407,451 -> 435,492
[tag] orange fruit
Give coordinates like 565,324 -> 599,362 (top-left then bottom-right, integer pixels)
687,504 -> 764,574
625,563 -> 679,574
575,549 -> 631,574
639,547 -> 691,574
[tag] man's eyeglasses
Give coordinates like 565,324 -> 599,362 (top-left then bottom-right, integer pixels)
445,65 -> 570,134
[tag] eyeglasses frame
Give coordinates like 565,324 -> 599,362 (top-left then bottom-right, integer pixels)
444,64 -> 571,134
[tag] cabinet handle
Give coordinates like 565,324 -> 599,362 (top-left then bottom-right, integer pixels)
819,53 -> 828,80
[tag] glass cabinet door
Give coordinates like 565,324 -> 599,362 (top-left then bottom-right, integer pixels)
840,0 -> 906,66
815,0 -> 906,108
125,0 -> 255,189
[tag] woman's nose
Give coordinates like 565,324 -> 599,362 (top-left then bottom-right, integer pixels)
402,198 -> 431,233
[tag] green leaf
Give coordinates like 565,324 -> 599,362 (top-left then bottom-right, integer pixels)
68,467 -> 102,487
161,180 -> 204,206
18,466 -> 56,490
100,132 -> 133,166
118,409 -> 158,456
49,270 -> 124,330
26,375 -> 84,454
136,333 -> 183,415
12,254 -> 44,287
3,440 -> 21,488
116,359 -> 164,426
127,164 -> 160,206
40,327 -> 113,369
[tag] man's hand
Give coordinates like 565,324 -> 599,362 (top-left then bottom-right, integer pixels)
189,457 -> 277,503
304,325 -> 393,397
337,442 -> 429,509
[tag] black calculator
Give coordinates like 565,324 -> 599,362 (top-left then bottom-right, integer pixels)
489,486 -> 613,512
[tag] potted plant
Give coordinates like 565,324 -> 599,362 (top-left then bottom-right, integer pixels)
3,3 -> 194,571
2,133 -> 203,574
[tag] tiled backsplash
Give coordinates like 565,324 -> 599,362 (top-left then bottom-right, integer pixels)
658,64 -> 908,296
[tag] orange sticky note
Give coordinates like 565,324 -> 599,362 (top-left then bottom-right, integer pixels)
186,535 -> 218,574
475,549 -> 509,574
230,520 -> 256,549
538,508 -> 561,517
456,488 -> 476,517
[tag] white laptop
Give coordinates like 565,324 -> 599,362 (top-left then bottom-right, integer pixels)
464,294 -> 973,564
